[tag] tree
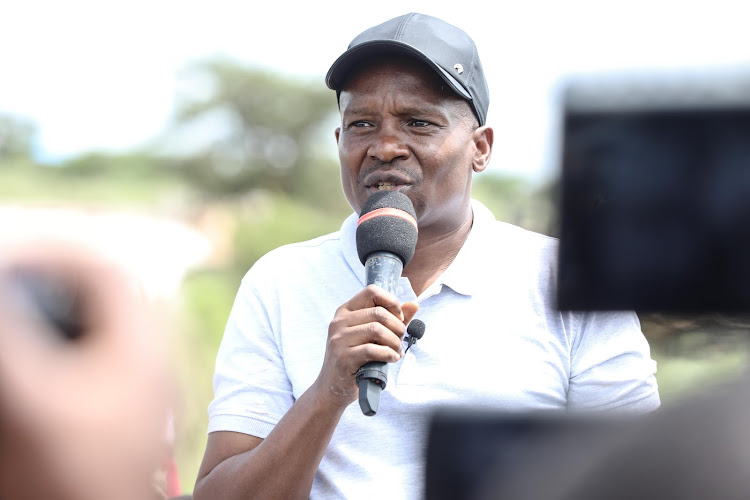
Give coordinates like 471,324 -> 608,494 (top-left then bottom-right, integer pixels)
162,57 -> 346,211
0,113 -> 36,160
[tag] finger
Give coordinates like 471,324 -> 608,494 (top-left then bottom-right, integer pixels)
401,301 -> 420,328
341,320 -> 404,354
345,285 -> 404,320
0,224 -> 170,500
0,288 -> 51,401
0,241 -> 145,347
349,343 -> 402,369
0,253 -> 169,500
332,304 -> 409,346
361,304 -> 410,339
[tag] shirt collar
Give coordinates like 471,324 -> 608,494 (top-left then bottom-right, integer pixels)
341,211 -> 367,287
436,199 -> 495,296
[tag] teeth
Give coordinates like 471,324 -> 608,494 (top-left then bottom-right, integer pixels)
377,182 -> 396,190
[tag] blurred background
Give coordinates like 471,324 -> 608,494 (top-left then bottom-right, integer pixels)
2,0 -> 749,494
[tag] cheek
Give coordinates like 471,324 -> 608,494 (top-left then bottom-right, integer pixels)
420,150 -> 474,210
338,150 -> 363,213
340,173 -> 360,213
337,137 -> 361,177
428,142 -> 473,186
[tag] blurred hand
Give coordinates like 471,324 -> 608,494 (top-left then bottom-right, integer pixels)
0,229 -> 170,500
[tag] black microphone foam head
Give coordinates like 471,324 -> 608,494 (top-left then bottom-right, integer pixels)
356,190 -> 418,267
407,319 -> 426,340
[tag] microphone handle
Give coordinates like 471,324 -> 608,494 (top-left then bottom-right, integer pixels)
356,252 -> 403,416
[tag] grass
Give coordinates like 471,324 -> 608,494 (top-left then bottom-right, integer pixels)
0,162 -> 191,208
170,268 -> 241,491
653,345 -> 750,404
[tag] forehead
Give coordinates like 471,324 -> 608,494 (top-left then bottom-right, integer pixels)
339,55 -> 465,108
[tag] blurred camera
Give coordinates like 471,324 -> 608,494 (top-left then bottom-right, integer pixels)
556,64 -> 750,312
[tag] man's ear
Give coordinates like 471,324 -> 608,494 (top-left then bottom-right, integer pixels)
472,126 -> 493,173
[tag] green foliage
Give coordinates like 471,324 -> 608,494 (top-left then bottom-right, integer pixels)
179,268 -> 239,347
176,59 -> 334,133
232,192 -> 351,274
164,57 -> 341,204
62,151 -> 171,180
0,159 -> 188,207
472,172 -> 555,235
171,268 -> 240,491
653,349 -> 749,404
0,113 -> 36,159
472,172 -> 530,221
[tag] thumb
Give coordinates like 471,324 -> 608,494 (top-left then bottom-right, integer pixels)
401,301 -> 419,327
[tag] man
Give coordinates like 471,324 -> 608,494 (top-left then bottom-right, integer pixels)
195,13 -> 660,500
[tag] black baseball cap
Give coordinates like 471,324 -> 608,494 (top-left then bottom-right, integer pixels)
325,12 -> 490,126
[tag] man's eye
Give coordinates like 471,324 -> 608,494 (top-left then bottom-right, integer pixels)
350,121 -> 372,128
410,120 -> 431,127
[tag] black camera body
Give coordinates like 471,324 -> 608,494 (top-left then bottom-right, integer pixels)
556,65 -> 750,312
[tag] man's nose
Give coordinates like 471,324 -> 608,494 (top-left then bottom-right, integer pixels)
367,124 -> 409,163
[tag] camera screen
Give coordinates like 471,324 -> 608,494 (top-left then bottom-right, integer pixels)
557,106 -> 750,311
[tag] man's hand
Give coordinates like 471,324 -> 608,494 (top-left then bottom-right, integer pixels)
315,284 -> 419,407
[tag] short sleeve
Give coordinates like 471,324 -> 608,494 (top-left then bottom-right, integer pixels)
207,274 -> 294,438
567,310 -> 661,413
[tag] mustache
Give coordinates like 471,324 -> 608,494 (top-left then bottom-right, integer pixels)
357,160 -> 421,185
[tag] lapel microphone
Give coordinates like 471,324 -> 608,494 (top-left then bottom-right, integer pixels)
404,319 -> 426,356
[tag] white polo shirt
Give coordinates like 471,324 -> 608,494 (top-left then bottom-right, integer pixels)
208,200 -> 660,500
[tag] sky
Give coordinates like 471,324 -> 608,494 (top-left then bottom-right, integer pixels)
2,0 -> 749,184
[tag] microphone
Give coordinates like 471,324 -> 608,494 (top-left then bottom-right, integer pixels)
404,319 -> 426,356
355,190 -> 418,416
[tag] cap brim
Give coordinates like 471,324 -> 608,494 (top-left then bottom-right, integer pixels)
325,40 -> 472,102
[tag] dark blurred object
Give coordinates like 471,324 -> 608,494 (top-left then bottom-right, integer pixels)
425,409 -> 631,500
427,374 -> 750,499
557,65 -> 750,311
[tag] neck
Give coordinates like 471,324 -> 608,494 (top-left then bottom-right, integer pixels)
403,211 -> 474,296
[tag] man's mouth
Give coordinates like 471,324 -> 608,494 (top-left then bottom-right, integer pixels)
362,170 -> 413,193
375,182 -> 403,191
